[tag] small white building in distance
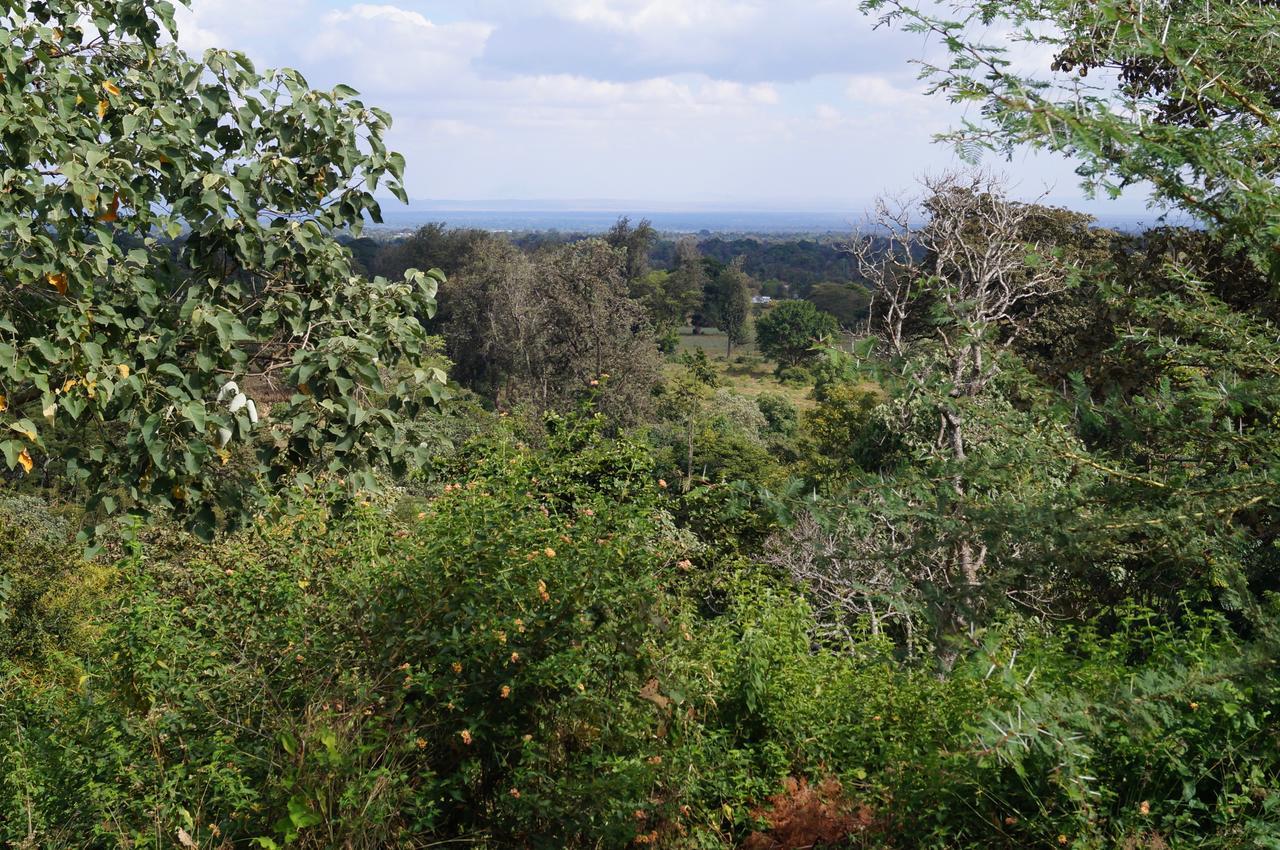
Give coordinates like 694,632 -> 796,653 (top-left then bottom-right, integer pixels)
752,295 -> 773,305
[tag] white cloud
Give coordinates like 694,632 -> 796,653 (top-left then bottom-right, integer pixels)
550,0 -> 760,33
163,0 -> 1130,209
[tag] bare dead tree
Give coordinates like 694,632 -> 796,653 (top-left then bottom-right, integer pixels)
766,509 -> 934,656
918,171 -> 1070,590
833,171 -> 1077,650
851,190 -> 926,357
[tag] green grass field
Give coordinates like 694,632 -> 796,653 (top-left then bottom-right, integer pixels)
669,328 -> 815,409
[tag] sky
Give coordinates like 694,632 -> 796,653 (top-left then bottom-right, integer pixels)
172,0 -> 1151,214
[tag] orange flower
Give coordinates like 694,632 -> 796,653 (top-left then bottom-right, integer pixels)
451,661 -> 463,674
416,738 -> 427,750
500,685 -> 511,699
1139,801 -> 1150,816
537,580 -> 550,602
657,479 -> 668,489
544,547 -> 556,558
510,652 -> 521,663
509,788 -> 521,799
459,729 -> 473,745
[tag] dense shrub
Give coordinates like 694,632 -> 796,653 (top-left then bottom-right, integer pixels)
0,416 -> 699,849
3,419 -> 1278,850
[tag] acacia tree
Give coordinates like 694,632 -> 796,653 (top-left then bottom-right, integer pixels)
0,0 -> 444,537
856,0 -> 1280,621
862,0 -> 1280,275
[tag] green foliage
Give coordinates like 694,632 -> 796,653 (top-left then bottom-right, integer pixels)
799,380 -> 897,485
0,413 -> 697,849
807,282 -> 872,329
606,216 -> 658,284
707,261 -> 753,357
754,301 -> 839,369
372,222 -> 492,282
754,392 -> 798,438
0,495 -> 107,672
665,238 -> 711,333
443,238 -> 661,423
861,0 -> 1280,275
0,0 -> 444,536
885,608 -> 1280,849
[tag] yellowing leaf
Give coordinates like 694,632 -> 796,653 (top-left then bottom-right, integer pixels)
98,191 -> 121,223
102,80 -> 121,97
0,395 -> 6,413
61,378 -> 78,393
116,364 -> 131,379
17,449 -> 33,474
97,99 -> 108,120
47,272 -> 68,295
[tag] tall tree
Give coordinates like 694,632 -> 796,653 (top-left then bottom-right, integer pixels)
808,283 -> 873,330
854,171 -> 1070,600
605,216 -> 658,284
373,222 -> 491,282
716,260 -> 752,357
0,0 -> 443,537
443,240 -> 660,423
669,237 -> 709,334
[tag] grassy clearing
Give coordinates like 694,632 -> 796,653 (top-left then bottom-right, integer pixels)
669,328 -> 815,410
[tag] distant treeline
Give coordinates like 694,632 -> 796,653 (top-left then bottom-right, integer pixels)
345,225 -> 861,298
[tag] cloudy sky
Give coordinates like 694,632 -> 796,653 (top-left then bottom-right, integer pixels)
173,1 -> 1145,212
